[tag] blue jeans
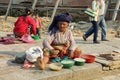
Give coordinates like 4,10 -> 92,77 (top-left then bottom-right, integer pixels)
99,15 -> 107,40
85,21 -> 99,41
85,15 -> 107,40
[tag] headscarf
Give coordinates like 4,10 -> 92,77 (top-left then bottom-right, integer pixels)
48,13 -> 72,33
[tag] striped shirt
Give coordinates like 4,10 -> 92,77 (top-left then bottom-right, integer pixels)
89,1 -> 100,21
43,29 -> 76,51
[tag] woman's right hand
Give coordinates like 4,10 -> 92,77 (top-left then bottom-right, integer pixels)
50,49 -> 60,58
50,49 -> 59,55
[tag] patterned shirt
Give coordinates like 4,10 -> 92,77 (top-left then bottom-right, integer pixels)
43,29 -> 76,51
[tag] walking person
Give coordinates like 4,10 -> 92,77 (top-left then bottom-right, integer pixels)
99,0 -> 108,41
83,0 -> 100,43
83,0 -> 108,42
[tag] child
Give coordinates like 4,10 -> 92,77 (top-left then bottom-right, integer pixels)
14,8 -> 36,38
34,11 -> 42,38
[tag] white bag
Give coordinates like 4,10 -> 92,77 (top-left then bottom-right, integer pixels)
25,46 -> 43,62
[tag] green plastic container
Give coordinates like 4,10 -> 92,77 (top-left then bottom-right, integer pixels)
74,58 -> 85,66
32,35 -> 40,40
61,60 -> 74,68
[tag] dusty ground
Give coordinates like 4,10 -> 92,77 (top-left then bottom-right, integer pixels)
0,16 -> 120,80
0,16 -> 119,37
0,33 -> 120,80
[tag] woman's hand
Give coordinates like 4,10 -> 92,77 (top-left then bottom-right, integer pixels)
64,41 -> 69,47
68,50 -> 74,59
50,49 -> 59,55
52,46 -> 67,54
50,49 -> 60,58
60,49 -> 66,54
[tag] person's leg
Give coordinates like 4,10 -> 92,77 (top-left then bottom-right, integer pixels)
39,28 -> 41,38
28,25 -> 32,35
99,16 -> 108,41
85,27 -> 94,38
36,28 -> 40,36
83,25 -> 94,41
14,32 -> 25,38
92,21 -> 99,43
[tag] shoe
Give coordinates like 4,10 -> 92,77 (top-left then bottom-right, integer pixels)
82,35 -> 87,41
101,39 -> 109,41
93,41 -> 100,44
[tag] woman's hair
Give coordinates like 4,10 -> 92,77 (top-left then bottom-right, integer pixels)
24,8 -> 33,16
48,13 -> 72,33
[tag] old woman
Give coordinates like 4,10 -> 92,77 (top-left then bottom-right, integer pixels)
37,13 -> 82,70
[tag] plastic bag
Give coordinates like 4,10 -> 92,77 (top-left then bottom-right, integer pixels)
26,46 -> 43,62
21,34 -> 34,43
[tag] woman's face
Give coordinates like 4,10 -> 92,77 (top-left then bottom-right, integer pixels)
57,21 -> 69,32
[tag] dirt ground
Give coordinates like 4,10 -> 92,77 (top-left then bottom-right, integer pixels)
0,16 -> 119,37
0,16 -> 120,80
0,36 -> 120,80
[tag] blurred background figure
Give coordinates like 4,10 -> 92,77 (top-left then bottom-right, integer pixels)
83,0 -> 100,44
13,8 -> 36,38
83,0 -> 109,42
34,10 -> 42,38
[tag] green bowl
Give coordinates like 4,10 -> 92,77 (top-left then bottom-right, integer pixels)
74,58 -> 86,66
60,60 -> 74,68
32,35 -> 40,40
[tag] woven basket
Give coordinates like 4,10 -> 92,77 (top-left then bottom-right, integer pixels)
49,63 -> 63,71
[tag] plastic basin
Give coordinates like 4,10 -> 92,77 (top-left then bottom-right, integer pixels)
60,60 -> 74,68
81,54 -> 95,63
74,58 -> 86,66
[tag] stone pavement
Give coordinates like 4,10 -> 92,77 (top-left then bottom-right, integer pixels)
95,74 -> 120,80
0,31 -> 120,80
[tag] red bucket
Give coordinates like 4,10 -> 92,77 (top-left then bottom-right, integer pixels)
80,54 -> 95,63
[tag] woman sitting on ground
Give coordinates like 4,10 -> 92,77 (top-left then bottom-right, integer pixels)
13,8 -> 36,38
37,13 -> 82,70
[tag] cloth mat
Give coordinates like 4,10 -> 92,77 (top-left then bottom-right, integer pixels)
0,34 -> 20,45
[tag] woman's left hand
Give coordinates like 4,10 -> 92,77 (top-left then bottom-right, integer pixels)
69,50 -> 74,59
